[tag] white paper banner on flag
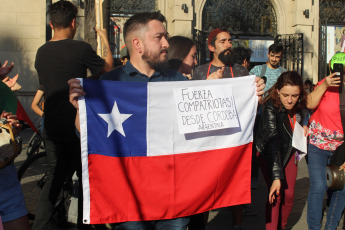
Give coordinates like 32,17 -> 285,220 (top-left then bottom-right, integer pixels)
173,84 -> 240,134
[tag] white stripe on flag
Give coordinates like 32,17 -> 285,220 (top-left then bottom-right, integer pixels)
78,78 -> 91,224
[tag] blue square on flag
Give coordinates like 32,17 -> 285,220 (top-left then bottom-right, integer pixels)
83,79 -> 147,157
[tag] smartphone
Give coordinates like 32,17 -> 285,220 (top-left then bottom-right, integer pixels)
333,63 -> 343,87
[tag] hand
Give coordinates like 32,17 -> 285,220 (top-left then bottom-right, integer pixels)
255,77 -> 265,96
303,125 -> 308,136
207,67 -> 224,80
182,73 -> 192,80
0,60 -> 14,79
2,73 -> 21,91
339,162 -> 345,172
269,179 -> 281,204
255,77 -> 265,103
1,111 -> 21,130
68,78 -> 85,110
94,27 -> 108,41
324,73 -> 341,88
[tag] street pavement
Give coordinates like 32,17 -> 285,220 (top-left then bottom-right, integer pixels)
16,129 -> 345,229
207,156 -> 345,230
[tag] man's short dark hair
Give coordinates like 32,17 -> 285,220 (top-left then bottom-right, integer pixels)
231,46 -> 253,65
268,43 -> 284,54
49,1 -> 78,29
123,12 -> 167,41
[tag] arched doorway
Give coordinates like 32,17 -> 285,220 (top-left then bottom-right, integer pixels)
194,0 -> 303,76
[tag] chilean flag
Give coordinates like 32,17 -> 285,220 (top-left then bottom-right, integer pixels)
78,76 -> 258,224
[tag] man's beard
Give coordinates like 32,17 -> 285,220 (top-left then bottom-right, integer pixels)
143,49 -> 168,71
269,60 -> 279,68
218,48 -> 233,66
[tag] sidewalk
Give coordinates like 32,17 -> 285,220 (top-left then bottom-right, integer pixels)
16,129 -> 345,229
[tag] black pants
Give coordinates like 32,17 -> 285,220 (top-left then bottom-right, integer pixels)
32,136 -> 82,230
188,213 -> 205,230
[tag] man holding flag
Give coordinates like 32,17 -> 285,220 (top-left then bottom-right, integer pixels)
69,12 -> 265,230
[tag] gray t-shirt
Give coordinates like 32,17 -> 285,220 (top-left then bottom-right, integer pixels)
249,64 -> 286,92
192,62 -> 249,80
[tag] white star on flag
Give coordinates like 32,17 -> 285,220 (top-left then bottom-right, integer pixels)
98,101 -> 132,137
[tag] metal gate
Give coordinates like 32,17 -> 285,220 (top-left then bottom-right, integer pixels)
193,29 -> 208,66
275,33 -> 304,76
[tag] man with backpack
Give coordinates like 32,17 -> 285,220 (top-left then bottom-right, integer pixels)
250,43 -> 286,92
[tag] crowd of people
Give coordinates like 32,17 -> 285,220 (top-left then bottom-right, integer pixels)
1,1 -> 345,230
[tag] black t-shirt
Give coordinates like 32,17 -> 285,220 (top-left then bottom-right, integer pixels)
192,62 -> 249,80
35,39 -> 104,141
38,84 -> 44,92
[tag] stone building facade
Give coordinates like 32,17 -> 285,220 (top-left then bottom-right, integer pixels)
0,0 -> 343,124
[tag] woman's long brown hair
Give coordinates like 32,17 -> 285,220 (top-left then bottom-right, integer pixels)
264,71 -> 307,112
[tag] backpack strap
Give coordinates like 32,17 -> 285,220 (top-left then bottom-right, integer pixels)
259,64 -> 267,77
278,66 -> 285,73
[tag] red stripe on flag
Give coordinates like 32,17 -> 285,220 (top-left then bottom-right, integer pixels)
87,143 -> 252,224
16,100 -> 37,132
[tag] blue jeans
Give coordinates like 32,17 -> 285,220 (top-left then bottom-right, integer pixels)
114,217 -> 190,230
307,144 -> 345,230
325,187 -> 345,230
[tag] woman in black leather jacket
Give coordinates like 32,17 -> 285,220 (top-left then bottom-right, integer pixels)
255,71 -> 308,230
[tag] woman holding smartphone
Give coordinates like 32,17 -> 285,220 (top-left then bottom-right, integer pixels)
307,52 -> 345,230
